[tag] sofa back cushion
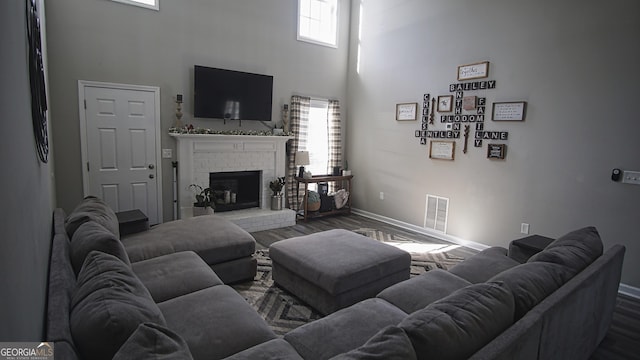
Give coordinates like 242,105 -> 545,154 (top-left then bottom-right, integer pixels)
65,196 -> 120,239
113,322 -> 193,360
528,226 -> 603,272
489,262 -> 576,320
398,282 -> 514,360
71,251 -> 165,360
330,326 -> 417,360
70,221 -> 130,275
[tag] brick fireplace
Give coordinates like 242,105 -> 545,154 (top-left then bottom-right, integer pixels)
171,133 -> 295,231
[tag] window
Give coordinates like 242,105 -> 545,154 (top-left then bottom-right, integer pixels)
304,100 -> 330,176
298,0 -> 338,48
111,0 -> 159,11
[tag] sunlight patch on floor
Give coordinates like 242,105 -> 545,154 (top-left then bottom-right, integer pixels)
384,241 -> 460,254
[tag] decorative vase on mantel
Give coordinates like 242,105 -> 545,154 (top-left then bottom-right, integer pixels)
271,194 -> 283,211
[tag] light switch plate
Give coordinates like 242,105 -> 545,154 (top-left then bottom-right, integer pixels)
621,170 -> 640,185
162,149 -> 173,159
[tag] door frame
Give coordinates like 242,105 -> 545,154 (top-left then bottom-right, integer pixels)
78,80 -> 163,223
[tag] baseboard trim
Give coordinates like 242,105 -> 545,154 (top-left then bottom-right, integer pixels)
619,284 -> 640,299
352,208 -> 640,299
352,208 -> 489,252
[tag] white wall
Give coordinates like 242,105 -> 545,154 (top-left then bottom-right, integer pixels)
347,0 -> 640,287
45,0 -> 351,219
0,0 -> 54,340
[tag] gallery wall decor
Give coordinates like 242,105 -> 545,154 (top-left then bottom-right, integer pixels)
429,140 -> 455,160
437,96 -> 453,112
487,143 -> 507,159
406,60 -> 526,159
457,61 -> 490,81
492,101 -> 527,121
396,102 -> 418,121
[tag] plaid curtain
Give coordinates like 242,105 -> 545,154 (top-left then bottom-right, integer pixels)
286,95 -> 310,210
327,100 -> 342,192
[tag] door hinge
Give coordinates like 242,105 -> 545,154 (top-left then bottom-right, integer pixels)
84,99 -> 87,109
86,162 -> 90,172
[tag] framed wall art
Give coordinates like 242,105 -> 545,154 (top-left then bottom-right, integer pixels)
457,61 -> 490,81
492,101 -> 527,121
487,144 -> 507,159
429,140 -> 455,160
437,95 -> 453,112
396,102 -> 418,121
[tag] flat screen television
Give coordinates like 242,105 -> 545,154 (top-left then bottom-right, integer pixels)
194,65 -> 273,121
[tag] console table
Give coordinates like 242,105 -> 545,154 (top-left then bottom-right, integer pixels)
295,175 -> 353,221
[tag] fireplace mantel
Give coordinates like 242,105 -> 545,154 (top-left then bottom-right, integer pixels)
171,133 -> 292,219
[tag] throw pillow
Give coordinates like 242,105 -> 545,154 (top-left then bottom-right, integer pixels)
398,282 -> 515,360
528,226 -> 603,273
70,221 -> 130,275
330,326 -> 417,360
489,262 -> 576,320
71,251 -> 166,360
65,196 -> 120,239
113,322 -> 193,360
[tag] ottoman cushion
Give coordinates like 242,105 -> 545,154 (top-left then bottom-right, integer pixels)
270,229 -> 411,295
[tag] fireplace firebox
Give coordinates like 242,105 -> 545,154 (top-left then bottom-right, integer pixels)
209,171 -> 261,212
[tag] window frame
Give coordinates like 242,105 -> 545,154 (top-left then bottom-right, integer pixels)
111,0 -> 159,11
297,0 -> 339,48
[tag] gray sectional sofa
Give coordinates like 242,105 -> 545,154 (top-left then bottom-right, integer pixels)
46,196 -> 625,359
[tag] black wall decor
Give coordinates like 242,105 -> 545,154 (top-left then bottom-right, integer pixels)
26,0 -> 48,163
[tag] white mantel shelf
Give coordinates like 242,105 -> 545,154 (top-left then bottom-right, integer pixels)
169,133 -> 293,143
171,133 -> 293,225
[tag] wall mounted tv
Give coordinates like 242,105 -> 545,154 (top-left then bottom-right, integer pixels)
194,65 -> 273,121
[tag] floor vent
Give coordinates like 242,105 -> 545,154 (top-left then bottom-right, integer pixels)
424,194 -> 449,233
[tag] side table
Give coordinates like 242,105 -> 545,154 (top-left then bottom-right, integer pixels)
508,234 -> 554,263
116,209 -> 149,236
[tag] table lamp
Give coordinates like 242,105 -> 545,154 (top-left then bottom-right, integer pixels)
295,151 -> 310,178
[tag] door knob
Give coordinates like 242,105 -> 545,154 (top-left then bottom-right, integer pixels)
148,164 -> 155,169
149,174 -> 155,179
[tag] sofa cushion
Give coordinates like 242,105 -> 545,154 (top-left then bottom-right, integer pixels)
122,215 -> 255,264
528,226 -> 603,272
449,247 -> 520,284
70,221 -> 130,275
132,251 -> 223,302
71,251 -> 166,360
113,322 -> 193,360
330,325 -> 417,360
489,261 -> 576,320
223,339 -> 303,360
377,269 -> 471,314
398,282 -> 515,360
65,196 -> 120,239
284,298 -> 408,360
158,285 -> 277,360
45,209 -> 76,347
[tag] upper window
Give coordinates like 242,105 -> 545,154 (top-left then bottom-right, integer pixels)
298,0 -> 338,48
111,0 -> 159,11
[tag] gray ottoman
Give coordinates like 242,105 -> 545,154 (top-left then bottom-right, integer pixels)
270,229 -> 411,315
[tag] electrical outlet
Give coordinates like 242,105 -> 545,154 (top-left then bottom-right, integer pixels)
379,192 -> 384,200
162,149 -> 173,159
521,223 -> 530,234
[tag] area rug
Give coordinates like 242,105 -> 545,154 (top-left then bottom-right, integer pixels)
231,228 -> 466,336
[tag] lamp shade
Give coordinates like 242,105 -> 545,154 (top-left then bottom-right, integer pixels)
295,151 -> 310,166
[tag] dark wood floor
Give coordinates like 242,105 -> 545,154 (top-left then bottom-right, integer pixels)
251,214 -> 640,360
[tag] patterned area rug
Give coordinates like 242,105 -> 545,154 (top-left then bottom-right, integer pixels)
231,228 -> 466,336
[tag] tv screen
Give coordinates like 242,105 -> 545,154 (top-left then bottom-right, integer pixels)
194,65 -> 273,121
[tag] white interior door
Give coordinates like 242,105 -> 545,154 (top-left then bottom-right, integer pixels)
79,81 -> 162,225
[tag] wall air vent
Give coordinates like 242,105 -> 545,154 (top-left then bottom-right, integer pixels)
424,194 -> 449,233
